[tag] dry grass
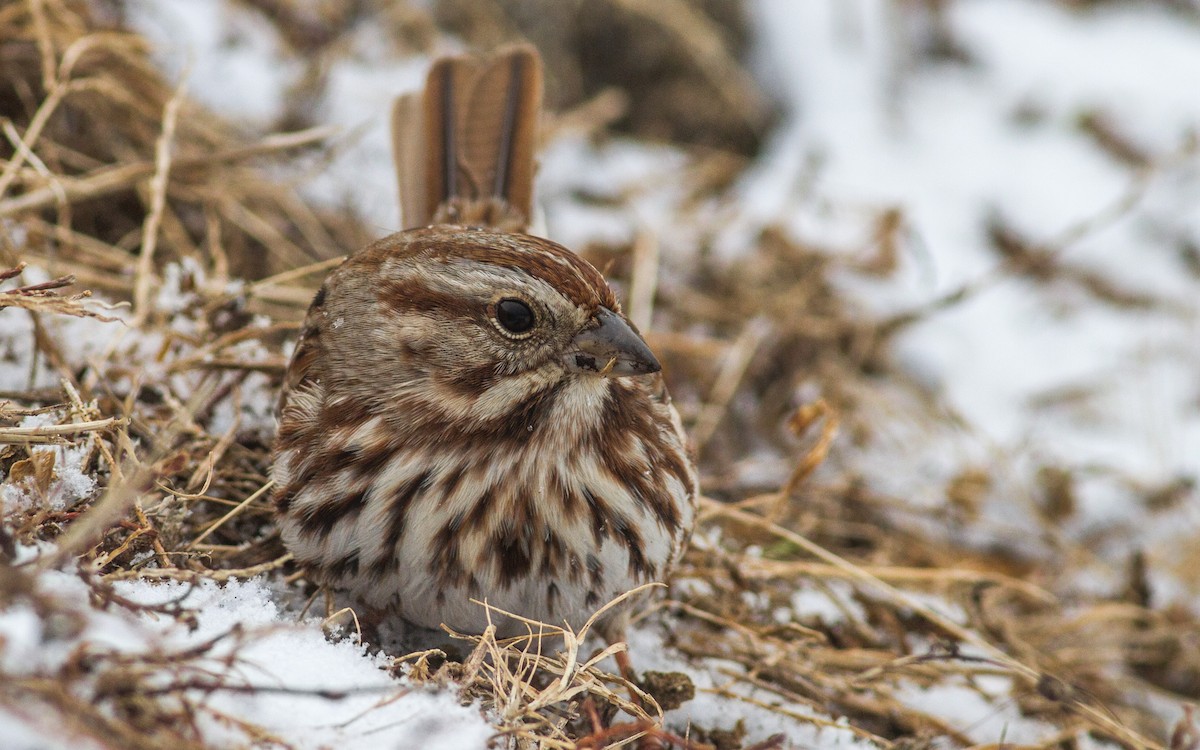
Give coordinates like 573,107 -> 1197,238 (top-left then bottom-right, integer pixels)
2,1 -> 1199,749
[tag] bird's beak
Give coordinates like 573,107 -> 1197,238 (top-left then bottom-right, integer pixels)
563,307 -> 661,377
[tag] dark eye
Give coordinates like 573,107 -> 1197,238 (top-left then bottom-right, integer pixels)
495,298 -> 535,334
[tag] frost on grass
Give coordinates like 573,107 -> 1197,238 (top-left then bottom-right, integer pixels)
0,412 -> 97,513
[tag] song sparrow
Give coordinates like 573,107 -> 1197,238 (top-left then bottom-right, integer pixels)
271,46 -> 697,638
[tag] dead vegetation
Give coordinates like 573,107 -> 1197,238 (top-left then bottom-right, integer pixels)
1,1 -> 1199,749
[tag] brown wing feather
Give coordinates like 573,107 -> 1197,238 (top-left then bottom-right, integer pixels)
419,53 -> 473,224
459,46 -> 541,220
277,289 -> 326,412
392,92 -> 428,230
394,45 -> 542,232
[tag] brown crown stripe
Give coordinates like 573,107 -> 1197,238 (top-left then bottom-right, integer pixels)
416,232 -> 616,311
358,227 -> 619,312
378,276 -> 474,320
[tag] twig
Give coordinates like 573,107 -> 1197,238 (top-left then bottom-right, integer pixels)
102,553 -> 293,582
768,399 -> 840,520
0,126 -> 337,218
187,481 -> 274,549
691,317 -> 770,451
0,416 -> 125,444
132,72 -> 187,324
627,230 -> 660,332
698,499 -> 1165,750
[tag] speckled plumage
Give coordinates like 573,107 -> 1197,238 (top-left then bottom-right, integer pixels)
271,228 -> 696,635
270,47 -> 696,638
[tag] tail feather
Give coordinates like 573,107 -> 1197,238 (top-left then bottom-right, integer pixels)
391,91 -> 429,232
393,45 -> 542,233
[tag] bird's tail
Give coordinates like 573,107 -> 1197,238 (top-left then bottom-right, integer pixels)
392,44 -> 543,233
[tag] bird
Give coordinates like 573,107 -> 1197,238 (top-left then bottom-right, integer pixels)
270,45 -> 697,641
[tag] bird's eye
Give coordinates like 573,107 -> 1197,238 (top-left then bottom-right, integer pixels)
495,298 -> 536,335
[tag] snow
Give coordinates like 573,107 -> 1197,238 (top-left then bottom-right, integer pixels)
896,676 -> 1055,746
305,27 -> 430,231
125,0 -> 302,129
155,257 -> 206,315
625,624 -> 870,749
0,564 -> 492,749
743,0 -> 1200,584
123,578 -> 493,749
0,411 -> 97,512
